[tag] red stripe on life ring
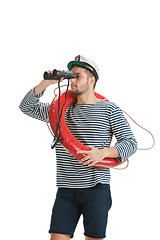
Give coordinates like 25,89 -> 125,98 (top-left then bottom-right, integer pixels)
49,90 -> 128,168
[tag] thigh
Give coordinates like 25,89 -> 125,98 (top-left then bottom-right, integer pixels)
49,188 -> 81,238
82,184 -> 112,239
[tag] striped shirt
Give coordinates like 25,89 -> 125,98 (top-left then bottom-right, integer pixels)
19,88 -> 137,188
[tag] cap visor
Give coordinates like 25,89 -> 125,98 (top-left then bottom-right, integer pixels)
68,61 -> 87,71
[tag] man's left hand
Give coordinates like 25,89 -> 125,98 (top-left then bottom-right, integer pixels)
77,146 -> 105,167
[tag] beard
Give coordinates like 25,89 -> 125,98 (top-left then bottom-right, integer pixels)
71,80 -> 89,95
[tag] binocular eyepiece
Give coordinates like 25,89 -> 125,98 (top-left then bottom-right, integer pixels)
43,69 -> 76,80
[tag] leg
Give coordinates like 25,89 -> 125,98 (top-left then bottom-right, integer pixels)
85,237 -> 103,240
50,233 -> 71,240
49,188 -> 81,239
82,184 -> 112,239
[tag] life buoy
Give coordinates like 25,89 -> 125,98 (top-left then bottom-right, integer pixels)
48,90 -> 128,169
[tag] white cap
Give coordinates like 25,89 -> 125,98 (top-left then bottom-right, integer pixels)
67,55 -> 100,81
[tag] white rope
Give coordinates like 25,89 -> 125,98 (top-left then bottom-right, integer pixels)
122,110 -> 155,150
40,105 -> 54,137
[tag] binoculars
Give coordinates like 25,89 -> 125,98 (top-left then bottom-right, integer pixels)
43,69 -> 76,80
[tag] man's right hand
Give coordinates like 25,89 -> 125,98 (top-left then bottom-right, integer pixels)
33,71 -> 64,96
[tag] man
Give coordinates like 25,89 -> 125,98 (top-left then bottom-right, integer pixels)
19,55 -> 137,240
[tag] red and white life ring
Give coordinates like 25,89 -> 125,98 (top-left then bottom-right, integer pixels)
49,90 -> 129,169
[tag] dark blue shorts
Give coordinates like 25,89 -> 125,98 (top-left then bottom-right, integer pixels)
49,184 -> 112,239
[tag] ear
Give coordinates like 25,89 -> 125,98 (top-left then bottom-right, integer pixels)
89,76 -> 95,86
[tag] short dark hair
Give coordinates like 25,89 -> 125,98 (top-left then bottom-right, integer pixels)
84,69 -> 96,90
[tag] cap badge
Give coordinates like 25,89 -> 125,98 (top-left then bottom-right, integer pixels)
75,55 -> 80,62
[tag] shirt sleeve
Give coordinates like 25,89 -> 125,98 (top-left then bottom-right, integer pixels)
109,104 -> 138,162
19,87 -> 50,122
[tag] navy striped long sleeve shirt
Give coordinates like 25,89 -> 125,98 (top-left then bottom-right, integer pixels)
19,88 -> 137,188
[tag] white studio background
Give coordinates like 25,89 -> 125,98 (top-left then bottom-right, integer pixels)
0,0 -> 160,239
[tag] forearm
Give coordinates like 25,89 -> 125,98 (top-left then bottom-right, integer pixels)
33,77 -> 64,96
33,79 -> 56,96
33,80 -> 48,96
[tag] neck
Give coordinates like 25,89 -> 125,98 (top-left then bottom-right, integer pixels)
76,89 -> 100,105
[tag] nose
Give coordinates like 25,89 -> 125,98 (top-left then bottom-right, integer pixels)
70,78 -> 76,83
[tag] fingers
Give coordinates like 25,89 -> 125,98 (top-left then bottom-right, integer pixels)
47,70 -> 53,74
77,147 -> 93,165
78,150 -> 95,166
77,146 -> 95,155
79,157 -> 96,167
77,146 -> 101,167
79,157 -> 94,166
77,150 -> 88,155
79,155 -> 90,163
